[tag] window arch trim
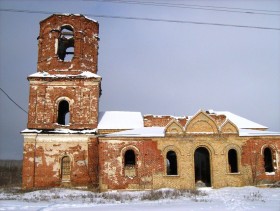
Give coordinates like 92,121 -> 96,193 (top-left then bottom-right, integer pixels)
223,145 -> 241,174
121,146 -> 140,167
121,146 -> 139,178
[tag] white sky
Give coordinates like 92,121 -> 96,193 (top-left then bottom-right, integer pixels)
0,0 -> 279,159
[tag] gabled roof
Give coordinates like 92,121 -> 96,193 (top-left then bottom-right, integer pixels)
98,111 -> 144,130
209,111 -> 268,130
185,110 -> 219,133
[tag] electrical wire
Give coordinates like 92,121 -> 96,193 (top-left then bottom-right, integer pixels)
86,0 -> 280,16
1,8 -> 280,31
0,87 -> 28,114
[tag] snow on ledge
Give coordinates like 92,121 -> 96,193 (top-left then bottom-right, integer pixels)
21,129 -> 42,133
239,129 -> 280,137
265,172 -> 276,176
105,127 -> 165,137
21,128 -> 97,134
29,71 -> 101,79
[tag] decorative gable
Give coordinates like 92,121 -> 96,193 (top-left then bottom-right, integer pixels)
165,119 -> 184,136
185,110 -> 219,134
220,120 -> 239,134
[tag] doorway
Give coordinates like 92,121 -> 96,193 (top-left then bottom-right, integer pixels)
194,147 -> 211,187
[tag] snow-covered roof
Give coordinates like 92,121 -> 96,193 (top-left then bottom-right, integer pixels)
105,127 -> 165,137
29,71 -> 101,79
239,129 -> 280,137
98,111 -> 144,130
209,111 -> 268,129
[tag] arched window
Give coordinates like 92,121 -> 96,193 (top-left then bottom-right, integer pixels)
124,150 -> 136,167
228,149 -> 238,173
57,25 -> 74,61
57,100 -> 70,125
61,156 -> 70,181
166,151 -> 178,175
263,147 -> 274,172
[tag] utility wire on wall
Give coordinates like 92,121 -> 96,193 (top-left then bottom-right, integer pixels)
0,87 -> 28,114
0,8 -> 280,31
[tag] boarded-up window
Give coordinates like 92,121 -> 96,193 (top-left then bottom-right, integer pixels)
61,156 -> 70,181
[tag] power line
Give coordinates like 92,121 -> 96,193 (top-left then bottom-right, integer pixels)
0,87 -> 28,114
87,0 -> 280,16
1,8 -> 280,31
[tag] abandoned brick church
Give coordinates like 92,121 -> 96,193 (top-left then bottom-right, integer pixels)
22,14 -> 280,191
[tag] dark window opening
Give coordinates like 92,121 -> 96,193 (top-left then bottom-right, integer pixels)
61,156 -> 70,180
166,151 -> 178,175
57,100 -> 70,125
228,149 -> 238,173
194,147 -> 211,187
264,148 -> 274,172
124,150 -> 136,167
57,26 -> 74,61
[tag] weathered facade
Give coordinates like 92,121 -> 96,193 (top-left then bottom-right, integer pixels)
22,14 -> 280,191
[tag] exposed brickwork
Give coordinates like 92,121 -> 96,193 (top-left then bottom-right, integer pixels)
37,14 -> 99,74
144,115 -> 187,127
22,134 -> 99,189
22,14 -> 280,191
209,114 -> 227,127
241,138 -> 280,184
98,139 -> 164,191
22,14 -> 100,189
27,77 -> 100,129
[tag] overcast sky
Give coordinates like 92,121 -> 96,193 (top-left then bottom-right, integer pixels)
0,0 -> 279,160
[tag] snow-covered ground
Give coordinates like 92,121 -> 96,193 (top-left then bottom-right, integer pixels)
0,186 -> 279,211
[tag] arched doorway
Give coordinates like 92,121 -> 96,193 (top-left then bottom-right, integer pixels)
194,147 -> 211,187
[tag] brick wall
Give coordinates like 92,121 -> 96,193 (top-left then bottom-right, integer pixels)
98,138 -> 164,191
22,134 -> 98,189
27,77 -> 100,129
241,137 -> 280,184
37,14 -> 99,75
144,115 -> 187,127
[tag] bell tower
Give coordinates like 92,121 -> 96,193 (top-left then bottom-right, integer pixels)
27,14 -> 101,130
22,14 -> 101,189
